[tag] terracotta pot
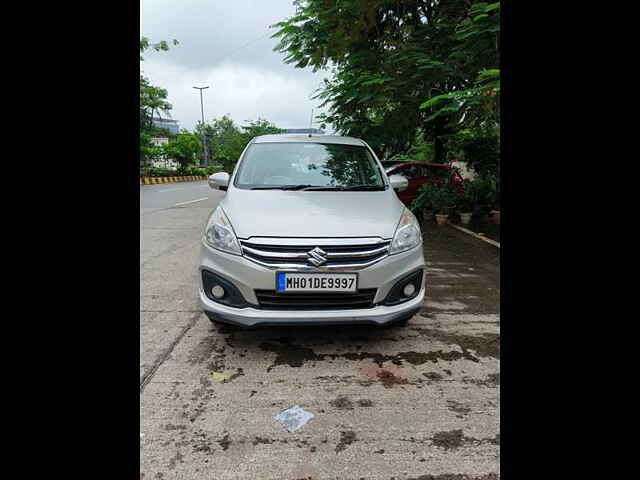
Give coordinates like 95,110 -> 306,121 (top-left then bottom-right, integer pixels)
459,212 -> 472,224
491,210 -> 500,224
435,214 -> 449,225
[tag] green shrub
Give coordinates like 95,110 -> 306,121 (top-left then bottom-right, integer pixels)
411,180 -> 459,215
466,174 -> 499,213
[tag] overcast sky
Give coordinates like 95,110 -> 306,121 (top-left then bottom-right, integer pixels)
141,0 -> 332,132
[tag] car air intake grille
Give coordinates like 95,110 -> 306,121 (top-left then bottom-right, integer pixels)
254,289 -> 377,310
239,238 -> 390,270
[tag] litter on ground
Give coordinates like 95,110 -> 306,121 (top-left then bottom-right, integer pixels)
275,405 -> 314,433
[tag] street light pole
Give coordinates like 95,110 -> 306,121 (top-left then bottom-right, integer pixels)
193,85 -> 210,166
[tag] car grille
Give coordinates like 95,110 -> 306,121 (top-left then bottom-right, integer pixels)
254,289 -> 377,310
239,238 -> 390,270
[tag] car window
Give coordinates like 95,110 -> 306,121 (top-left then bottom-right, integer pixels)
234,142 -> 384,188
393,165 -> 418,180
421,166 -> 448,178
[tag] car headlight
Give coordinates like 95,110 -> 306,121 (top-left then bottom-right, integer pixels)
204,206 -> 241,255
389,208 -> 422,255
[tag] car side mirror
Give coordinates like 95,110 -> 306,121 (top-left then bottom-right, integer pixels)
209,172 -> 229,191
388,174 -> 408,192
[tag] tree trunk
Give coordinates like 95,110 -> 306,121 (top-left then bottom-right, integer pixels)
433,116 -> 446,163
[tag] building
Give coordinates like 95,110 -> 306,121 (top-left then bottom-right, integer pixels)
282,128 -> 325,135
152,117 -> 180,135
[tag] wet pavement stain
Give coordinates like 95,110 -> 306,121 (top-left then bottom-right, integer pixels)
377,369 -> 409,388
432,430 -> 465,450
335,430 -> 357,453
217,432 -> 231,451
447,400 -> 472,417
252,436 -> 273,446
406,474 -> 499,480
259,340 -> 480,372
410,327 -> 499,359
329,395 -> 354,410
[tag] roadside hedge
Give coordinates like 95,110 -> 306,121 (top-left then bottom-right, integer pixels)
140,166 -> 221,177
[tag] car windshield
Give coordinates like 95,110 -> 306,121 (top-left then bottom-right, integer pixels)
234,142 -> 385,190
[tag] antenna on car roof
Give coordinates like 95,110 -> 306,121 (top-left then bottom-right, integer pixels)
308,108 -> 314,137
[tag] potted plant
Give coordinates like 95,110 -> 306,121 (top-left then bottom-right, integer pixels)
412,182 -> 457,225
410,184 -> 434,222
457,188 -> 475,225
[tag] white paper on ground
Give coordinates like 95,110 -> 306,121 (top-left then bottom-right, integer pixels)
274,405 -> 314,432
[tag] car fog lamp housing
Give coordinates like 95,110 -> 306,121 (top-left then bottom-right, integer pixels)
403,283 -> 416,297
383,269 -> 424,306
211,285 -> 225,298
202,270 -> 247,308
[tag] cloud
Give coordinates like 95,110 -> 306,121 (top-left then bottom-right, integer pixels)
141,0 -> 332,131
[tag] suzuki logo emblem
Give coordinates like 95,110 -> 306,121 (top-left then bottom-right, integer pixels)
307,247 -> 328,266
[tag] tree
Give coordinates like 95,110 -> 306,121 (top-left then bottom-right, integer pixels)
140,38 -> 178,165
242,118 -> 283,138
195,116 -> 283,172
273,1 -> 500,162
162,132 -> 201,170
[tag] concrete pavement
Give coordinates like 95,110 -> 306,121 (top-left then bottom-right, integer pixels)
140,182 -> 500,479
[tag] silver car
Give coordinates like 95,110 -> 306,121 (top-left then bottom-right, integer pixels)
199,134 -> 425,328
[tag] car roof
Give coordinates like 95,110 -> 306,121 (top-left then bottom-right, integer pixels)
252,134 -> 366,146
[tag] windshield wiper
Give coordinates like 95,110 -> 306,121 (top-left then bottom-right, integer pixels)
250,184 -> 315,190
301,185 -> 385,191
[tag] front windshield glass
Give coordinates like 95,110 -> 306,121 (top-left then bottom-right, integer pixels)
234,142 -> 385,189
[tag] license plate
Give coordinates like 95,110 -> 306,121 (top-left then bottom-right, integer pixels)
276,272 -> 358,293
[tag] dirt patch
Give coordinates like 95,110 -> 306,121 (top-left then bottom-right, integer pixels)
335,430 -> 357,453
447,400 -> 471,416
252,437 -> 273,446
329,396 -> 354,410
411,327 -> 500,359
227,368 -> 245,382
188,336 -> 226,365
377,369 -> 409,388
259,340 -> 325,372
217,432 -> 231,451
432,430 -> 465,450
407,474 -> 499,480
464,372 -> 500,387
164,424 -> 187,431
260,339 -> 480,372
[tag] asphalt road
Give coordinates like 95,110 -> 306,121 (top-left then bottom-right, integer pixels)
140,181 -> 500,480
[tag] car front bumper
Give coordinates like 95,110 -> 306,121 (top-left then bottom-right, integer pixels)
198,241 -> 425,327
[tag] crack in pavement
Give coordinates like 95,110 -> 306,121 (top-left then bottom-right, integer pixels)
140,311 -> 202,393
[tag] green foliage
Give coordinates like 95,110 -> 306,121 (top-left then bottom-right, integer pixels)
273,1 -> 500,161
456,186 -> 476,213
460,134 -> 499,177
140,37 -> 179,60
140,166 -> 220,178
195,116 -> 283,172
465,173 -> 499,213
162,132 -> 202,170
411,180 -> 459,215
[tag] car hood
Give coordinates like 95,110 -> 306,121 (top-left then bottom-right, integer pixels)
221,189 -> 404,239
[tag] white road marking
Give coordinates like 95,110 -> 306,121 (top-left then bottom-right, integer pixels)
174,197 -> 209,207
158,188 -> 185,193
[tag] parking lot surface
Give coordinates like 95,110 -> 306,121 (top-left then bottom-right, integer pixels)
140,182 -> 500,479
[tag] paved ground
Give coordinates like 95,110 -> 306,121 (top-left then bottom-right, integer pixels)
140,182 -> 500,479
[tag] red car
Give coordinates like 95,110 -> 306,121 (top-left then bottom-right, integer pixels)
385,162 -> 464,206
